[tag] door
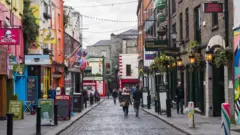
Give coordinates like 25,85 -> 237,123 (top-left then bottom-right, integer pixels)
212,65 -> 225,116
194,68 -> 205,114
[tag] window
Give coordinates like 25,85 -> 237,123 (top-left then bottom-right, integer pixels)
172,23 -> 176,47
44,2 -> 48,13
194,6 -> 201,43
19,0 -> 23,15
126,65 -> 131,76
172,0 -> 176,15
185,8 -> 189,38
212,13 -> 218,27
179,13 -> 183,40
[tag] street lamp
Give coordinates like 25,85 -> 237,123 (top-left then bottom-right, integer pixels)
171,29 -> 184,45
189,52 -> 195,64
205,46 -> 213,63
177,57 -> 183,67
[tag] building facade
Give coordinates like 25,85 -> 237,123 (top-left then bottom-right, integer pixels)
234,0 -> 240,125
86,40 -> 111,59
64,6 -> 82,94
119,54 -> 139,89
0,0 -> 24,119
138,0 -> 234,119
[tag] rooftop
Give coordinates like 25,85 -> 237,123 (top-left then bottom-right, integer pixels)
117,29 -> 138,36
93,40 -> 111,46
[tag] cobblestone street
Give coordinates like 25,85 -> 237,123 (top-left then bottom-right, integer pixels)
60,99 -> 185,135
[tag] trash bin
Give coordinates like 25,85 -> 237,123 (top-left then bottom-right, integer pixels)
73,93 -> 82,112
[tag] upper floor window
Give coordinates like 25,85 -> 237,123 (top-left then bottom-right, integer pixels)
172,0 -> 176,15
126,64 -> 131,76
179,13 -> 183,40
212,13 -> 218,27
194,5 -> 201,43
44,2 -> 48,13
185,8 -> 189,39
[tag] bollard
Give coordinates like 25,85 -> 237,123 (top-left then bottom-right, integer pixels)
221,103 -> 230,135
166,99 -> 171,117
155,99 -> 157,112
36,106 -> 41,135
54,105 -> 58,126
147,95 -> 151,109
6,113 -> 14,135
188,101 -> 195,128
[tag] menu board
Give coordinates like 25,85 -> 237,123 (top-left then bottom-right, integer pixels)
27,77 -> 37,103
0,48 -> 7,75
8,100 -> 23,120
39,99 -> 54,125
56,95 -> 70,121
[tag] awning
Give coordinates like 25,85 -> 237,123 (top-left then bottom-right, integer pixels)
121,79 -> 138,83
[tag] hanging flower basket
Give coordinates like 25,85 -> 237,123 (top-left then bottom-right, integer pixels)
154,54 -> 175,73
143,66 -> 149,73
214,47 -> 233,68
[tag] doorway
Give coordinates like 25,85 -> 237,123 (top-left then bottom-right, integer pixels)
212,65 -> 225,116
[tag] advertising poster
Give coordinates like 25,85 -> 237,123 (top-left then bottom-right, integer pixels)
39,99 -> 54,125
9,100 -> 23,120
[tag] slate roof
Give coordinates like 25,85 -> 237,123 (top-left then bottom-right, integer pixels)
117,29 -> 138,36
93,40 -> 111,46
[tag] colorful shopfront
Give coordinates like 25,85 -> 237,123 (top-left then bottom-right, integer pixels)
234,0 -> 240,124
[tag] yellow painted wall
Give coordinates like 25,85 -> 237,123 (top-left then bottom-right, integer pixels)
0,0 -> 23,19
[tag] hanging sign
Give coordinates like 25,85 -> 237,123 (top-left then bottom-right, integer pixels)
41,29 -> 57,44
145,40 -> 168,51
0,28 -> 20,45
203,3 -> 223,13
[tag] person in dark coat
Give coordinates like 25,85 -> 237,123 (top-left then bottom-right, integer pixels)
112,89 -> 118,104
176,79 -> 184,114
133,85 -> 142,117
120,90 -> 131,116
82,89 -> 88,108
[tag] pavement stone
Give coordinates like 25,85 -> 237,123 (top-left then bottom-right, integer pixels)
59,99 -> 186,135
141,106 -> 240,135
0,100 -> 103,135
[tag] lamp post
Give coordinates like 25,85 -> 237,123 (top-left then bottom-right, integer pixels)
188,51 -> 195,101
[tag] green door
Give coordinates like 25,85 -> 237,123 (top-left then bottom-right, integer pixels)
194,68 -> 205,114
212,65 -> 225,116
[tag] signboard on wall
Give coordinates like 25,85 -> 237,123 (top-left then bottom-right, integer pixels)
0,48 -> 7,75
0,28 -> 20,45
203,3 -> 223,13
25,55 -> 51,65
145,40 -> 168,51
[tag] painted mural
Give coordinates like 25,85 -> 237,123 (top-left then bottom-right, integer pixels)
234,0 -> 240,124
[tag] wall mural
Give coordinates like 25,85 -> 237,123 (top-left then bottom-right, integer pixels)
234,0 -> 240,124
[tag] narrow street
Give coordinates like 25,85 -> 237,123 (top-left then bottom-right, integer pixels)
60,99 -> 185,135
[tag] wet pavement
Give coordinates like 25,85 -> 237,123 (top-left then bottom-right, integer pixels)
60,99 -> 185,135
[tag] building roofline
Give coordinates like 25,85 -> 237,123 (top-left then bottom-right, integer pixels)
136,0 -> 142,15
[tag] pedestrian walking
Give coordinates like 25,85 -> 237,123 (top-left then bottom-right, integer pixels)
112,89 -> 118,104
176,79 -> 184,114
133,85 -> 142,117
82,88 -> 88,108
120,89 -> 132,116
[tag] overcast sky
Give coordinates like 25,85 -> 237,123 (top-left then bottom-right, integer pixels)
64,0 -> 138,48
